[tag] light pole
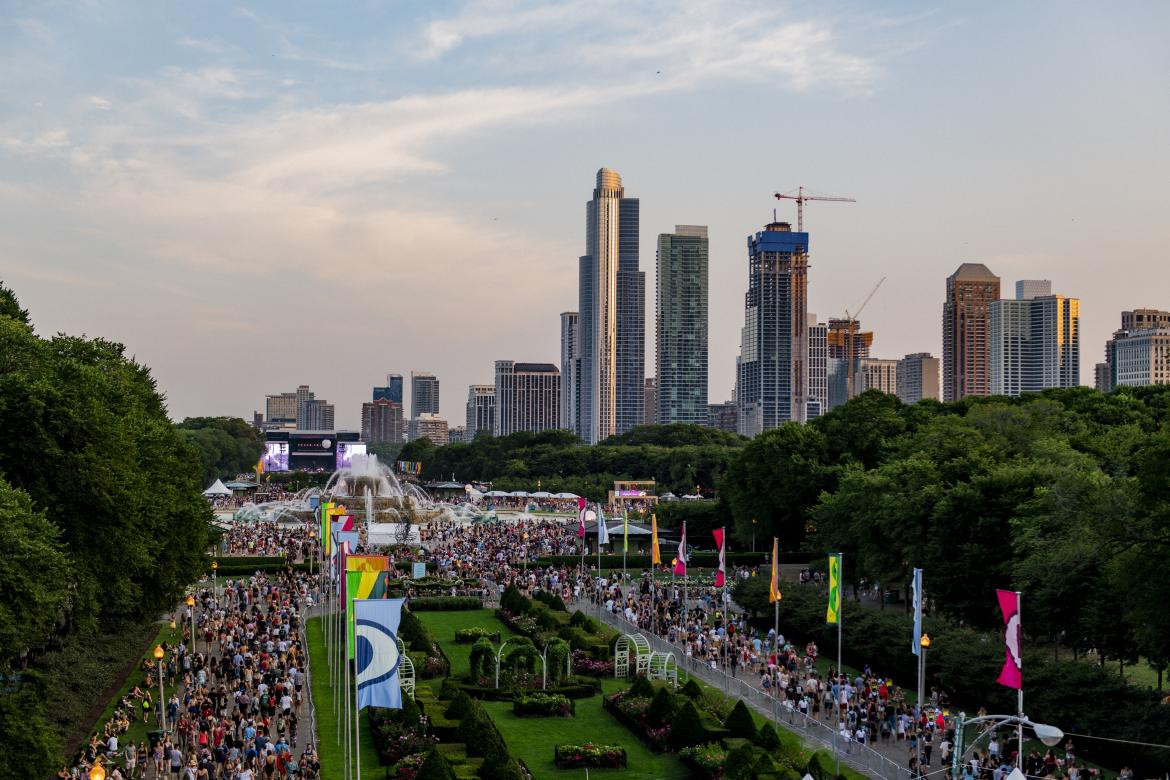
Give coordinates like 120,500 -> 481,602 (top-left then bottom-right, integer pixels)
751,518 -> 757,553
154,644 -> 167,733
186,595 -> 196,655
522,532 -> 529,574
951,712 -> 1064,776
211,560 -> 218,601
917,633 -> 931,775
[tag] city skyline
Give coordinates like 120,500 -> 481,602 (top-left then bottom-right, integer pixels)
3,2 -> 1168,427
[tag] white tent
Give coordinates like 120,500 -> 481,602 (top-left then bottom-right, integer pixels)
553,492 -> 580,499
202,479 -> 232,497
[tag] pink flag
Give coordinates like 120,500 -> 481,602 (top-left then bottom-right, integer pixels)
577,498 -> 586,538
996,589 -> 1022,690
713,527 -> 726,588
673,522 -> 687,575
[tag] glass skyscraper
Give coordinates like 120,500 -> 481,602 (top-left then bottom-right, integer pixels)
656,225 -> 708,425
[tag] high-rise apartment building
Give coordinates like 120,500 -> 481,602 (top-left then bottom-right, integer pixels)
265,391 -> 298,427
361,399 -> 405,444
1094,362 -> 1111,393
735,221 -> 809,435
1103,309 -> 1170,389
643,378 -> 657,426
707,402 -> 738,433
266,384 -> 334,430
374,374 -> 403,404
466,385 -> 495,439
990,286 -> 1080,396
559,312 -> 579,434
411,372 -> 440,418
578,168 -> 643,443
807,316 -> 828,419
300,398 -> 335,430
943,263 -> 1001,401
897,353 -> 941,404
825,318 -> 874,411
656,225 -> 709,425
448,425 -> 468,444
854,358 -> 899,396
493,361 -> 561,436
1016,279 -> 1052,300
409,414 -> 449,445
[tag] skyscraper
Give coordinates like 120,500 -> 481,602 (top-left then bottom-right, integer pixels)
409,414 -> 448,445
493,361 -> 561,436
362,399 -> 404,444
990,285 -> 1080,396
854,358 -> 899,396
643,378 -> 657,426
825,318 -> 873,411
807,315 -> 828,419
559,312 -> 579,434
656,225 -> 709,425
374,374 -> 403,404
942,263 -> 1001,402
897,353 -> 941,404
1101,309 -> 1170,389
578,168 -> 643,443
466,384 -> 495,438
411,371 -> 440,418
736,221 -> 809,435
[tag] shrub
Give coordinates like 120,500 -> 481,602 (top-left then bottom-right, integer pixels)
628,675 -> 655,699
480,752 -> 524,780
804,750 -> 838,780
553,744 -> 627,769
669,700 -> 707,749
411,596 -> 483,611
569,610 -> 589,628
726,744 -> 775,780
532,590 -> 568,612
756,722 -> 782,751
445,690 -> 472,720
414,749 -> 456,780
681,679 -> 704,699
468,638 -> 496,682
455,627 -> 497,643
500,583 -> 531,615
648,686 -> 678,727
458,701 -> 507,759
724,700 -> 757,740
512,693 -> 573,717
679,743 -> 727,777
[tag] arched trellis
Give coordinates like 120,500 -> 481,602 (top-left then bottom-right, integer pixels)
647,650 -> 678,689
614,633 -> 651,679
396,636 -> 415,700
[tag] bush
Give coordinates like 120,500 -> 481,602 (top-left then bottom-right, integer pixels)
553,744 -> 627,769
455,627 -> 498,643
756,722 -> 782,751
569,610 -> 589,628
679,743 -> 727,778
415,749 -> 456,780
512,693 -> 573,717
500,584 -> 531,615
628,675 -> 655,699
445,690 -> 473,720
411,596 -> 483,611
457,701 -> 507,760
480,752 -> 524,780
726,744 -> 775,780
468,638 -> 496,681
681,678 -> 704,699
669,700 -> 706,749
648,686 -> 678,727
532,590 -> 568,612
724,700 -> 757,740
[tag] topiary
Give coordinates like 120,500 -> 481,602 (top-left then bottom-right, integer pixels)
804,750 -> 837,780
468,637 -> 495,681
480,751 -> 523,780
756,722 -> 782,751
681,678 -> 704,699
414,749 -> 456,780
724,699 -> 757,740
628,675 -> 655,699
648,686 -> 678,726
570,610 -> 589,628
725,744 -> 775,780
445,690 -> 472,720
669,700 -> 707,749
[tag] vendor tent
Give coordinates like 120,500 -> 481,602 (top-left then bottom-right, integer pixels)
202,479 -> 232,497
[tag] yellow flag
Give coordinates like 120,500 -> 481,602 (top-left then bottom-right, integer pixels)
769,537 -> 781,603
256,457 -> 264,475
650,513 -> 661,565
826,553 -> 842,625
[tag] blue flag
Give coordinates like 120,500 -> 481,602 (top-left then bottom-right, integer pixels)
354,598 -> 405,710
597,504 -> 609,546
911,568 -> 923,656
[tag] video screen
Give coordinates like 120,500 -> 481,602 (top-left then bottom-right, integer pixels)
263,441 -> 289,472
336,442 -> 367,470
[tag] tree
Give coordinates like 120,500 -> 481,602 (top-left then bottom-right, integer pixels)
0,282 -> 30,326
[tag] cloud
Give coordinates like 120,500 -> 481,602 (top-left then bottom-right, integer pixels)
88,95 -> 112,110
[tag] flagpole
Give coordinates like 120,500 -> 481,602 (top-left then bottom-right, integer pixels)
355,655 -> 362,780
836,552 -> 843,777
683,521 -> 688,618
1017,590 -> 1023,770
622,508 -> 628,583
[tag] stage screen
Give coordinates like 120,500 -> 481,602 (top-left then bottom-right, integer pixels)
336,442 -> 367,470
262,441 -> 289,472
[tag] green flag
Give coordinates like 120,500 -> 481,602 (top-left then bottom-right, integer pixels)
623,510 -> 629,554
826,553 -> 842,625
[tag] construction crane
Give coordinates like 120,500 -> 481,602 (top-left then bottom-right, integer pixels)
773,186 -> 856,232
844,276 -> 886,400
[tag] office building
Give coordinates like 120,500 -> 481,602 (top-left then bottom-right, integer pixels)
990,287 -> 1080,396
560,312 -> 579,434
493,361 -> 561,436
656,225 -> 709,425
1094,362 -> 1111,393
943,263 -> 1001,401
707,402 -> 738,433
897,353 -> 941,404
409,413 -> 449,445
644,378 -> 657,426
374,374 -> 403,404
578,168 -> 644,443
411,371 -> 440,418
1103,309 -> 1170,389
735,221 -> 809,435
361,399 -> 405,444
265,391 -> 298,428
825,318 -> 873,411
1016,279 -> 1052,300
807,316 -> 828,419
854,358 -> 899,396
300,398 -> 335,431
448,425 -> 468,444
466,385 -> 495,439
264,384 -> 334,431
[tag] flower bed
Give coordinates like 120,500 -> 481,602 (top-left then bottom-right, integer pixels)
513,693 -> 574,717
553,743 -> 627,770
679,743 -> 727,779
570,650 -> 613,676
455,627 -> 500,643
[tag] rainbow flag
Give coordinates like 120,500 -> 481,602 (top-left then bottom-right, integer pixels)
826,553 -> 842,625
347,569 -> 392,659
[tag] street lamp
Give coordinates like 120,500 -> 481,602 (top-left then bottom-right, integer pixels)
186,595 -> 196,654
522,532 -> 529,573
153,645 -> 167,733
951,712 -> 1064,777
211,560 -> 218,600
751,518 -> 757,553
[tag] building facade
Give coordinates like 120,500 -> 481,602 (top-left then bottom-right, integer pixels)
735,221 -> 809,435
943,263 -> 1001,402
409,413 -> 449,445
361,399 -> 405,444
643,378 -> 657,426
465,384 -> 495,439
707,402 -> 738,433
578,168 -> 644,443
373,374 -> 403,404
990,290 -> 1081,396
411,371 -> 440,418
1102,309 -> 1170,390
559,312 -> 579,434
265,391 -> 298,428
854,358 -> 899,396
493,361 -> 561,436
1114,329 -> 1170,387
825,318 -> 873,411
656,225 -> 709,425
807,316 -> 828,419
897,353 -> 941,404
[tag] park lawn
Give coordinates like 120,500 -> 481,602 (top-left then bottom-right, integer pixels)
416,609 -> 516,676
306,616 -> 383,780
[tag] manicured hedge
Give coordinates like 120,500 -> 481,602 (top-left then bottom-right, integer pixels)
553,744 -> 626,769
455,627 -> 500,643
449,679 -> 601,701
411,596 -> 483,611
532,552 -> 777,569
512,693 -> 574,717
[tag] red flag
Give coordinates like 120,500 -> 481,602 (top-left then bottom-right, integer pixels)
712,527 -> 726,588
577,497 -> 586,538
996,589 -> 1022,689
673,522 -> 687,575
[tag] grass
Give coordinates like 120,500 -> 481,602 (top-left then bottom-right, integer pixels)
306,615 -> 383,780
417,609 -> 517,675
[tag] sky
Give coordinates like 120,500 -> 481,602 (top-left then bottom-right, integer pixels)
2,1 -> 1169,428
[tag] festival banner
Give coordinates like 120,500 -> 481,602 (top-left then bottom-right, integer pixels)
650,513 -> 661,565
673,521 -> 687,575
577,498 -> 586,539
347,569 -> 393,659
597,505 -> 609,546
769,537 -> 781,603
712,527 -> 726,588
911,568 -> 924,656
342,554 -> 389,608
623,509 -> 629,554
826,553 -> 842,625
996,589 -> 1022,689
354,598 -> 406,710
